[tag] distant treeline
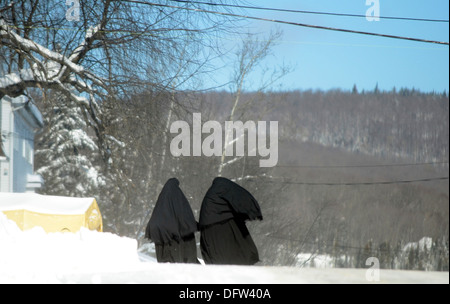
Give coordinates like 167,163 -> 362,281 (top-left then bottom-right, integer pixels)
201,88 -> 449,164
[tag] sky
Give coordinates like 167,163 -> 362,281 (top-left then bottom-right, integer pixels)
201,0 -> 449,93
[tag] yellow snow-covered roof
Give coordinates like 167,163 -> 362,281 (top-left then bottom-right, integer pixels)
0,193 -> 102,233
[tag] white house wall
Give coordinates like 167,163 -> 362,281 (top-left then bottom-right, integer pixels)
0,96 -> 43,193
0,99 -> 12,192
12,110 -> 35,192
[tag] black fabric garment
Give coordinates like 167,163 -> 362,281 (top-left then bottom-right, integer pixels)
199,177 -> 262,265
145,178 -> 199,263
155,235 -> 200,264
199,177 -> 263,227
200,218 -> 259,265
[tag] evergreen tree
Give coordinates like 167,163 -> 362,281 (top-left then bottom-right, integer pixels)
35,93 -> 104,197
374,82 -> 380,94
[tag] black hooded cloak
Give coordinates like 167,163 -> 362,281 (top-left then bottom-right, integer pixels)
199,177 -> 263,265
145,178 -> 199,263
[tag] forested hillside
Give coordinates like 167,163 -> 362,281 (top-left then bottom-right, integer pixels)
203,88 -> 449,163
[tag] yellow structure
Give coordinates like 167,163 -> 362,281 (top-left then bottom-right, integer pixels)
0,193 -> 102,233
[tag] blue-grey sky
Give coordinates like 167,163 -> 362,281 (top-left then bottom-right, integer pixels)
202,0 -> 449,93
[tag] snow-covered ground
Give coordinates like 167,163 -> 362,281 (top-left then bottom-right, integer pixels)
1,213 -> 448,284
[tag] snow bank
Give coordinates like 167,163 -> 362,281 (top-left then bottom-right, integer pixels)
1,213 -> 448,284
0,212 -> 140,283
0,211 -> 22,237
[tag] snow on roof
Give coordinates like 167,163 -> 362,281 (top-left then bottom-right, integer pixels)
9,95 -> 44,127
0,193 -> 96,215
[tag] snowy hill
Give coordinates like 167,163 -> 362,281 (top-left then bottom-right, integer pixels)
1,213 -> 448,284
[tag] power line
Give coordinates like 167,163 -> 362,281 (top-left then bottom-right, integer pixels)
120,0 -> 449,45
168,0 -> 450,23
154,150 -> 449,169
274,161 -> 450,169
158,153 -> 449,186
7,24 -> 446,51
3,1 -> 448,45
223,161 -> 450,171
250,176 -> 449,186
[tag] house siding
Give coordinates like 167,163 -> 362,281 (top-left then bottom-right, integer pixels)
0,99 -> 12,192
0,96 -> 43,193
13,113 -> 35,192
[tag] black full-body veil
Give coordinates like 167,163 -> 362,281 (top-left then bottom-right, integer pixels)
145,178 -> 199,263
199,177 -> 263,265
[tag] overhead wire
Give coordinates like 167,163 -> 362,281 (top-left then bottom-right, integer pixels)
119,0 -> 449,45
159,162 -> 450,187
152,151 -> 449,169
168,0 -> 450,23
252,176 -> 450,186
2,1 -> 448,44
273,161 -> 449,169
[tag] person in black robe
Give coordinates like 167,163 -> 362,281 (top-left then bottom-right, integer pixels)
145,178 -> 199,264
199,177 -> 263,265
